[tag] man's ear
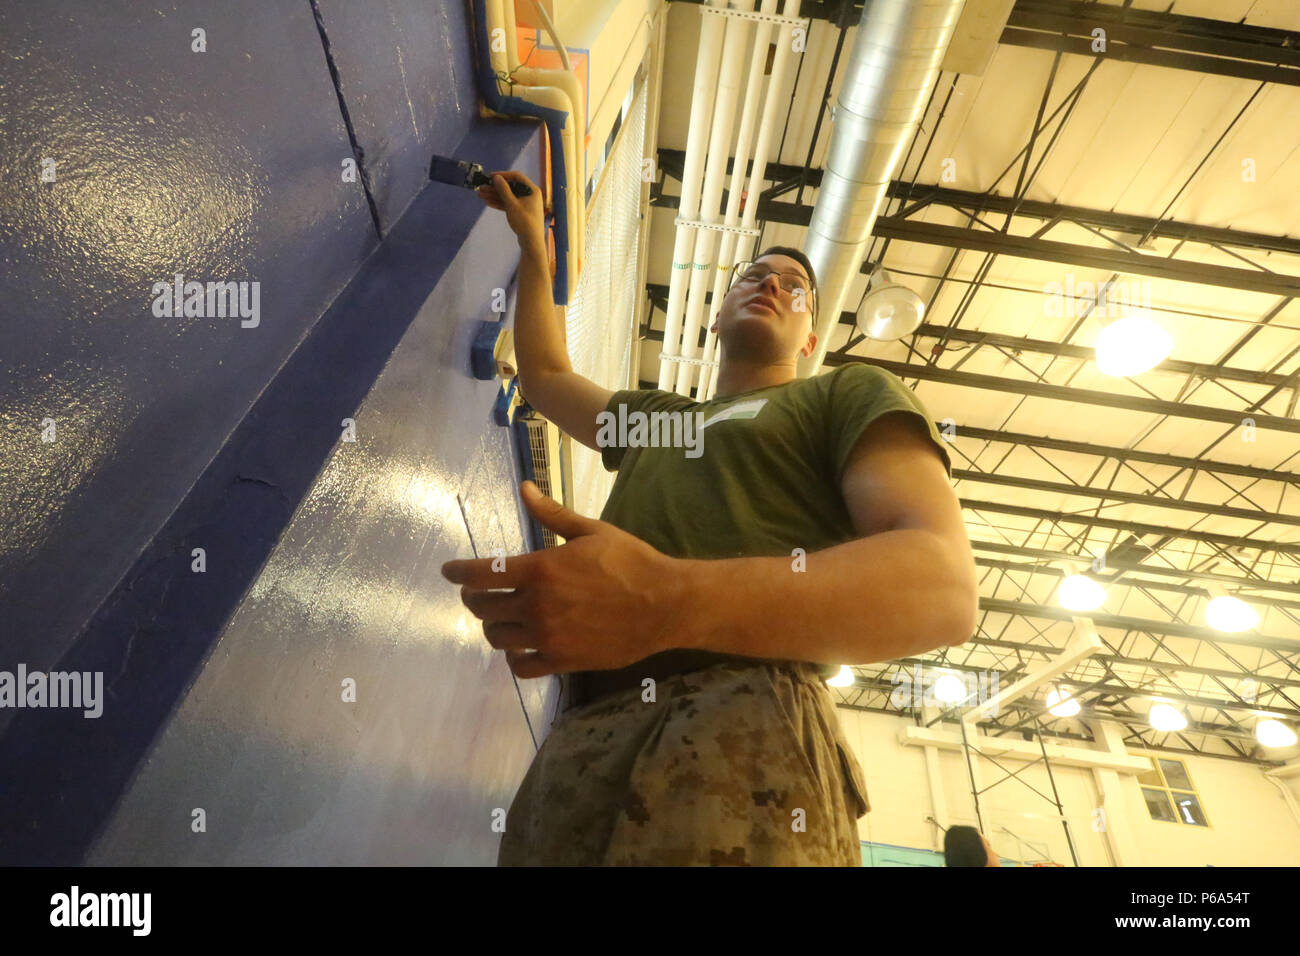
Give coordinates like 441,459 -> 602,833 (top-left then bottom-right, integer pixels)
800,332 -> 818,357
711,313 -> 719,334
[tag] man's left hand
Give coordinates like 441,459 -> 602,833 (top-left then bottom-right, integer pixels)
441,481 -> 689,678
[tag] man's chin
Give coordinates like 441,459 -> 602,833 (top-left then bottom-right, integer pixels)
718,331 -> 785,360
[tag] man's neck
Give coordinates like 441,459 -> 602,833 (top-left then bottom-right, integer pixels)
712,358 -> 799,399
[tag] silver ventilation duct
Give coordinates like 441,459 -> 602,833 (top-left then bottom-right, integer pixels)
797,0 -> 967,376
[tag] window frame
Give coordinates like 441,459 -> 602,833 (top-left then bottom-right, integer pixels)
1134,752 -> 1211,828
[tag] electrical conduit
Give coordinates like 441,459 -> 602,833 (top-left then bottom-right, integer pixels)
796,0 -> 965,376
473,0 -> 573,304
495,0 -> 586,283
702,0 -> 803,399
657,0 -> 728,390
670,0 -> 756,395
692,0 -> 781,397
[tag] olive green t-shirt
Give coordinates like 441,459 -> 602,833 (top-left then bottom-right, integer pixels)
568,362 -> 953,706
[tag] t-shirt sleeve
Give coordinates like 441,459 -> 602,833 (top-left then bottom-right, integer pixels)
827,364 -> 953,484
599,388 -> 696,472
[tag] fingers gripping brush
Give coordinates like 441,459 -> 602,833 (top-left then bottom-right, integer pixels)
429,154 -> 532,197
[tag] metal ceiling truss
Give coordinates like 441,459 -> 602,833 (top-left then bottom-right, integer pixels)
942,633 -> 1300,697
973,554 -> 1300,613
644,348 -> 1300,433
830,675 -> 1281,765
823,355 -> 1300,434
642,283 -> 1300,401
655,165 -> 1300,300
1002,0 -> 1300,89
651,182 -> 1300,298
767,0 -> 1300,87
656,152 -> 1300,260
839,652 -> 1293,763
949,498 -> 1300,558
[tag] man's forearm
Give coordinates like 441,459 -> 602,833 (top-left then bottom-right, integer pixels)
513,238 -> 570,382
665,530 -> 978,665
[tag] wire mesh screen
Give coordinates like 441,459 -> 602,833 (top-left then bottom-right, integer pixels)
564,79 -> 647,521
524,418 -> 558,549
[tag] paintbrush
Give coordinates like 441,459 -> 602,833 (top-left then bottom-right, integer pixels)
429,154 -> 532,197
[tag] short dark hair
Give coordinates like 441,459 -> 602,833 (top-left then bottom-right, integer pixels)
755,245 -> 817,325
944,825 -> 989,867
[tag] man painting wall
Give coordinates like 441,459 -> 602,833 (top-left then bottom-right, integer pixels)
441,170 -> 978,866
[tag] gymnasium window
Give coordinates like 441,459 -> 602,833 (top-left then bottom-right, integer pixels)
1138,756 -> 1209,826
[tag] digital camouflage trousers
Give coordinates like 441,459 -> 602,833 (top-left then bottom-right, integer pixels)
498,660 -> 870,866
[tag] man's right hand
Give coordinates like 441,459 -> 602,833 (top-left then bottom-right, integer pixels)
477,170 -> 547,255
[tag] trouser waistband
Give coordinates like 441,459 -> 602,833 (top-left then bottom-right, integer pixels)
565,658 -> 817,713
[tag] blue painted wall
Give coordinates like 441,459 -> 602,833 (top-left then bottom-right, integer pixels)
0,0 -> 556,864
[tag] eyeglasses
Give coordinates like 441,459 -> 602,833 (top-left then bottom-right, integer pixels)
729,260 -> 817,319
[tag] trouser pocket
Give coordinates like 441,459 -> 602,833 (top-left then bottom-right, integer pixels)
778,663 -> 871,819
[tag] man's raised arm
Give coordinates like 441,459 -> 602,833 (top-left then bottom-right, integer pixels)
478,171 -> 613,452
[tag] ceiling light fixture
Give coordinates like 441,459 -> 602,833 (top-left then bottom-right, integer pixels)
1095,316 -> 1172,376
857,264 -> 925,341
1256,717 -> 1298,749
1148,699 -> 1188,733
932,672 -> 968,703
1203,584 -> 1260,633
1058,574 -> 1106,612
826,665 -> 855,687
1046,686 -> 1081,718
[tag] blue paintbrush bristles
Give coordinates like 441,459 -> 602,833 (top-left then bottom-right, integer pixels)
429,154 -> 469,187
429,155 -> 530,196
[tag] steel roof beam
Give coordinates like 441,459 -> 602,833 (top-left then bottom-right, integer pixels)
652,155 -> 1300,257
953,469 -> 1300,528
906,323 -> 1300,390
640,299 -> 1300,398
833,678 -> 1280,752
1003,0 -> 1300,87
860,658 -> 1299,723
952,424 -> 1300,485
1050,677 -> 1300,720
652,194 -> 1300,291
821,356 -> 1300,434
1000,27 -> 1300,87
867,217 -> 1300,297
897,639 -> 1300,691
980,596 -> 1300,652
960,500 -> 1300,557
972,554 -> 1300,611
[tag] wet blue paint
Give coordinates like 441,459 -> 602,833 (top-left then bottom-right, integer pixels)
0,0 -> 553,865
0,0 -> 376,686
313,0 -> 479,233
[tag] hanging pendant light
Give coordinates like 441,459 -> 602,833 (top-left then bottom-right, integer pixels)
1203,584 -> 1261,633
1058,574 -> 1106,611
1095,316 -> 1172,376
1046,685 -> 1081,718
1148,699 -> 1188,732
1256,717 -> 1298,748
857,264 -> 925,341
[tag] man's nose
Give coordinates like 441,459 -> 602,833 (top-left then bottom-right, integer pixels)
761,273 -> 783,297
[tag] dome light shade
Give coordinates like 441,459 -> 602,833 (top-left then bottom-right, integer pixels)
1095,317 -> 1173,376
1149,701 -> 1188,732
826,665 -> 855,687
1059,574 -> 1106,611
1046,686 -> 1081,718
1205,595 -> 1260,632
933,673 -> 967,703
1256,718 -> 1297,748
858,271 -> 925,341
